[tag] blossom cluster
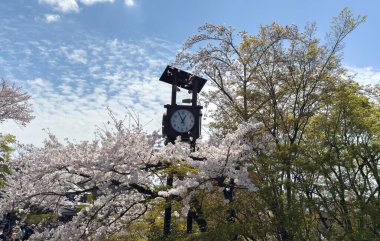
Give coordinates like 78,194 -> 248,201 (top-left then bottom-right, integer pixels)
0,118 -> 262,239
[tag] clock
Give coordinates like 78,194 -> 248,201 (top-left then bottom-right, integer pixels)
170,109 -> 195,133
162,105 -> 202,142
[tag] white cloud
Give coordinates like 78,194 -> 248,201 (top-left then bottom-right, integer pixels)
62,48 -> 88,64
0,32 -> 178,146
45,14 -> 61,23
346,66 -> 380,85
124,0 -> 135,7
39,0 -> 116,13
39,0 -> 79,13
79,0 -> 114,5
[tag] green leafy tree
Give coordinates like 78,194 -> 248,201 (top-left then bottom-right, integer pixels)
0,134 -> 15,187
175,8 -> 366,240
304,82 -> 380,240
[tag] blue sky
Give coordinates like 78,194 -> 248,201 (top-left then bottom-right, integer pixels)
1,0 -> 380,145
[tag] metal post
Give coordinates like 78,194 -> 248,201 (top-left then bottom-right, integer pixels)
164,78 -> 177,237
171,77 -> 177,106
187,79 -> 198,233
186,210 -> 194,233
192,79 -> 198,107
163,174 -> 173,236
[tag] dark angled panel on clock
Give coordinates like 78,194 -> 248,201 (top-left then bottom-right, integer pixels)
159,65 -> 207,93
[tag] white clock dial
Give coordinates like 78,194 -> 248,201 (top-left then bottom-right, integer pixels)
170,109 -> 195,133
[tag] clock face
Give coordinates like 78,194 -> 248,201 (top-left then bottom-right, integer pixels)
170,109 -> 195,133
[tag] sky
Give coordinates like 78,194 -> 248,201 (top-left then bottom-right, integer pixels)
1,0 -> 380,146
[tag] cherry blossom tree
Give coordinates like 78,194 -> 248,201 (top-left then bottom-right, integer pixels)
0,115 -> 262,240
0,79 -> 33,126
0,79 -> 33,163
0,79 -> 33,239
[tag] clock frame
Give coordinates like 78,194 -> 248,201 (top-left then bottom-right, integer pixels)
162,104 -> 202,143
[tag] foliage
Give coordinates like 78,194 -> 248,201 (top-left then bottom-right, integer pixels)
25,212 -> 58,225
175,7 -> 373,241
303,82 -> 380,240
0,134 -> 15,187
0,79 -> 34,239
0,116 -> 261,240
0,79 -> 34,126
0,78 -> 33,187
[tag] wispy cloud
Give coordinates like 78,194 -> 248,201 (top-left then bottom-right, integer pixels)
39,0 -> 132,13
39,0 -> 80,13
45,14 -> 61,23
0,20 -> 179,145
61,48 -> 88,64
80,0 -> 114,5
124,0 -> 135,7
347,66 -> 380,85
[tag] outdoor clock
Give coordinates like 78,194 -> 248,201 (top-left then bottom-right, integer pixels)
159,66 -> 207,143
159,66 -> 208,235
170,109 -> 195,133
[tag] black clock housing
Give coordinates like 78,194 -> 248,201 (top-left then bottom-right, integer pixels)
162,104 -> 202,143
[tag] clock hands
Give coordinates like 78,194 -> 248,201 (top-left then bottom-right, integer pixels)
177,111 -> 183,122
177,111 -> 187,124
181,115 -> 187,124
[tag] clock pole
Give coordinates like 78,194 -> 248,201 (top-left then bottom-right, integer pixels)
171,76 -> 177,106
191,76 -> 198,107
164,75 -> 176,237
159,66 -> 207,236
